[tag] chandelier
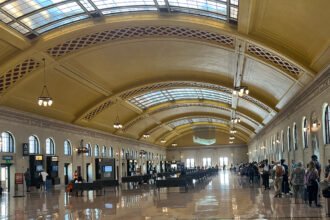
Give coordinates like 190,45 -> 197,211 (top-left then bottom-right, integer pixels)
38,58 -> 53,107
229,136 -> 235,140
143,133 -> 150,139
231,117 -> 240,124
232,86 -> 249,97
113,114 -> 123,129
160,139 -> 166,143
230,128 -> 237,134
171,143 -> 177,147
229,141 -> 234,144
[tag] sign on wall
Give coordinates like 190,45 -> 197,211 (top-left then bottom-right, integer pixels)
22,143 -> 29,156
15,173 -> 24,184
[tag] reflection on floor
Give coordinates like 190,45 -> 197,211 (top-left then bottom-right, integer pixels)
0,171 -> 328,219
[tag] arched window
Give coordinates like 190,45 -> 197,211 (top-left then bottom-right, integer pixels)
324,104 -> 330,144
109,147 -> 113,158
29,135 -> 40,154
94,145 -> 99,157
64,140 -> 72,156
102,146 -> 107,157
293,123 -> 298,150
287,127 -> 291,152
302,117 -> 308,148
86,144 -> 91,157
46,138 -> 55,155
0,132 -> 14,153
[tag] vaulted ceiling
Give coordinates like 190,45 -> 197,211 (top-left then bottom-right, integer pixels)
0,0 -> 329,147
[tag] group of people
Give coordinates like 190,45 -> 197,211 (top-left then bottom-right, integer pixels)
24,168 -> 49,192
238,155 -> 328,208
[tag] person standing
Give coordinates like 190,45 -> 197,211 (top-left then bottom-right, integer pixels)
24,168 -> 31,192
290,162 -> 305,203
281,159 -> 290,195
262,160 -> 271,190
305,161 -> 321,207
273,162 -> 285,198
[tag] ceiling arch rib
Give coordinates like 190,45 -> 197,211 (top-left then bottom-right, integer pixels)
123,102 -> 260,134
0,23 -> 313,106
141,115 -> 253,142
78,81 -> 275,123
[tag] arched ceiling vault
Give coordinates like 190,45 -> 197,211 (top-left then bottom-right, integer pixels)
0,1 -> 329,148
163,125 -> 249,147
138,114 -> 253,142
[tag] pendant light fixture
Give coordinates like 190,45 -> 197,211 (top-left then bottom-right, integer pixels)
113,113 -> 123,129
38,58 -> 53,107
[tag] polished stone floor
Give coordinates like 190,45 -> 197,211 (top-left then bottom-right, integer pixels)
0,172 -> 329,219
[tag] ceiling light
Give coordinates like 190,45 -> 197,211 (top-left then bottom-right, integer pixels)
38,58 -> 53,107
143,134 -> 150,138
113,114 -> 123,129
160,139 -> 166,143
232,86 -> 249,97
171,143 -> 177,147
231,117 -> 240,124
230,129 -> 237,134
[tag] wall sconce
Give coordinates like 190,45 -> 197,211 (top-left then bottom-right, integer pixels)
312,120 -> 320,129
303,127 -> 308,132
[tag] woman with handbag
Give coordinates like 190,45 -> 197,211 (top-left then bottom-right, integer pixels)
305,161 -> 321,207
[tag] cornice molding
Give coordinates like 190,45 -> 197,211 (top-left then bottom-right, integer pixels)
0,106 -> 163,150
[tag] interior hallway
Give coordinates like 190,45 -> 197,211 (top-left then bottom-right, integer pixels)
0,171 -> 327,220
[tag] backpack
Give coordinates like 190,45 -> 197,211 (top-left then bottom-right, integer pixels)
275,165 -> 284,177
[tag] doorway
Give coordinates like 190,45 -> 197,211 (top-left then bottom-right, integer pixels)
0,165 -> 10,192
64,163 -> 72,185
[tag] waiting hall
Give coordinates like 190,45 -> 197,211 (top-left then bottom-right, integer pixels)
0,0 -> 329,219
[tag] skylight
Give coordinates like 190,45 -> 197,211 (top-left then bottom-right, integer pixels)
167,117 -> 226,129
0,0 -> 239,37
128,88 -> 232,109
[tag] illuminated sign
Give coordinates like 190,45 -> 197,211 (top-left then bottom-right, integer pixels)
35,155 -> 43,161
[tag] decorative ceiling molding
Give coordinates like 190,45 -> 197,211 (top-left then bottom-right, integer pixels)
0,59 -> 40,95
122,102 -> 260,133
46,26 -> 235,58
246,43 -> 309,79
80,81 -> 274,122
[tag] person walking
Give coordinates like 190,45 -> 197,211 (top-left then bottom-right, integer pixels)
39,170 -> 48,192
281,159 -> 291,195
290,162 -> 305,203
24,168 -> 31,192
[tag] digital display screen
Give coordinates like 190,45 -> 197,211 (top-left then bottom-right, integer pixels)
52,166 -> 58,172
103,165 -> 112,172
36,165 -> 43,171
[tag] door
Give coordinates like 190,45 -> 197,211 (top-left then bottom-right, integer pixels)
64,163 -> 70,185
0,165 -> 10,192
